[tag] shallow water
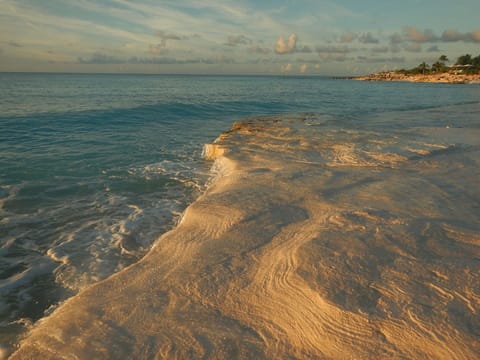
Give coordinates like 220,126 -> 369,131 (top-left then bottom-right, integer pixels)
1,74 -> 480,357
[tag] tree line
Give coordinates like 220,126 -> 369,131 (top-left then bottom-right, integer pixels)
399,54 -> 480,75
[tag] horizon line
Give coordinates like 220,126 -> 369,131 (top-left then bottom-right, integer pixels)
0,71 -> 344,78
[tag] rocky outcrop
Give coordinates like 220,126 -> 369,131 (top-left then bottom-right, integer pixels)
355,71 -> 480,84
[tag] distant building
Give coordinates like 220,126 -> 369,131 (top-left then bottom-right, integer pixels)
449,64 -> 474,74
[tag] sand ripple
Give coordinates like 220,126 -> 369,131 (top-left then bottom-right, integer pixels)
11,114 -> 480,359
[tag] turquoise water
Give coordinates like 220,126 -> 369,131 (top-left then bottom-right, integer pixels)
1,73 -> 479,349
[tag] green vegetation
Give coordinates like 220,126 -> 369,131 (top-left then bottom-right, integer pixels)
398,54 -> 480,75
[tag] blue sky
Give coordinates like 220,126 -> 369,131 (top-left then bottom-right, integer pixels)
1,0 -> 479,74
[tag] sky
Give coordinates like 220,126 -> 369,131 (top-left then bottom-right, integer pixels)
1,0 -> 480,75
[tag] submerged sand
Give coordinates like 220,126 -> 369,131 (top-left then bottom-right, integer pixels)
11,111 -> 480,359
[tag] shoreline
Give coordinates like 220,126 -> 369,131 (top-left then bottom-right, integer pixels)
354,71 -> 480,84
10,112 -> 480,359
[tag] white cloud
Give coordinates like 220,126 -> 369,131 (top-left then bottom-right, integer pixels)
154,30 -> 183,48
2,0 -> 480,74
148,44 -> 168,55
441,29 -> 480,43
470,30 -> 480,42
389,33 -> 403,45
403,27 -> 437,42
427,45 -> 440,52
340,32 -> 356,43
404,43 -> 422,53
8,41 -> 23,47
315,45 -> 351,56
297,45 -> 313,53
225,35 -> 252,47
370,46 -> 390,54
315,45 -> 351,62
275,34 -> 297,54
357,56 -> 405,63
248,45 -> 271,54
358,32 -> 379,44
339,32 -> 379,44
441,29 -> 463,42
281,63 -> 293,72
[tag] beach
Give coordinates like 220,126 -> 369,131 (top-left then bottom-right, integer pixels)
10,104 -> 480,359
3,0 -> 480,357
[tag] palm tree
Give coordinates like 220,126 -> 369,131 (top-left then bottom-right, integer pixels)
417,62 -> 429,74
456,54 -> 472,65
439,55 -> 449,64
431,61 -> 444,73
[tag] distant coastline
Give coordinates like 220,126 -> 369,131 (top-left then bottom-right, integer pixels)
354,72 -> 480,84
355,53 -> 480,84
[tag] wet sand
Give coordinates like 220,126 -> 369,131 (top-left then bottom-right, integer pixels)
10,111 -> 480,359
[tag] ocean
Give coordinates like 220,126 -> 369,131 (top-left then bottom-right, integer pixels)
1,73 -> 479,358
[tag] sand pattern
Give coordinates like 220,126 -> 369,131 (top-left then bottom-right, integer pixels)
11,114 -> 480,359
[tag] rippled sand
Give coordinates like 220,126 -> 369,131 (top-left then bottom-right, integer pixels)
11,110 -> 480,359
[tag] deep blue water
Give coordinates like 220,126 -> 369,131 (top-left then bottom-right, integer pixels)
0,73 -> 479,348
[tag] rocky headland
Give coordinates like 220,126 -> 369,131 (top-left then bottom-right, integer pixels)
355,71 -> 480,84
